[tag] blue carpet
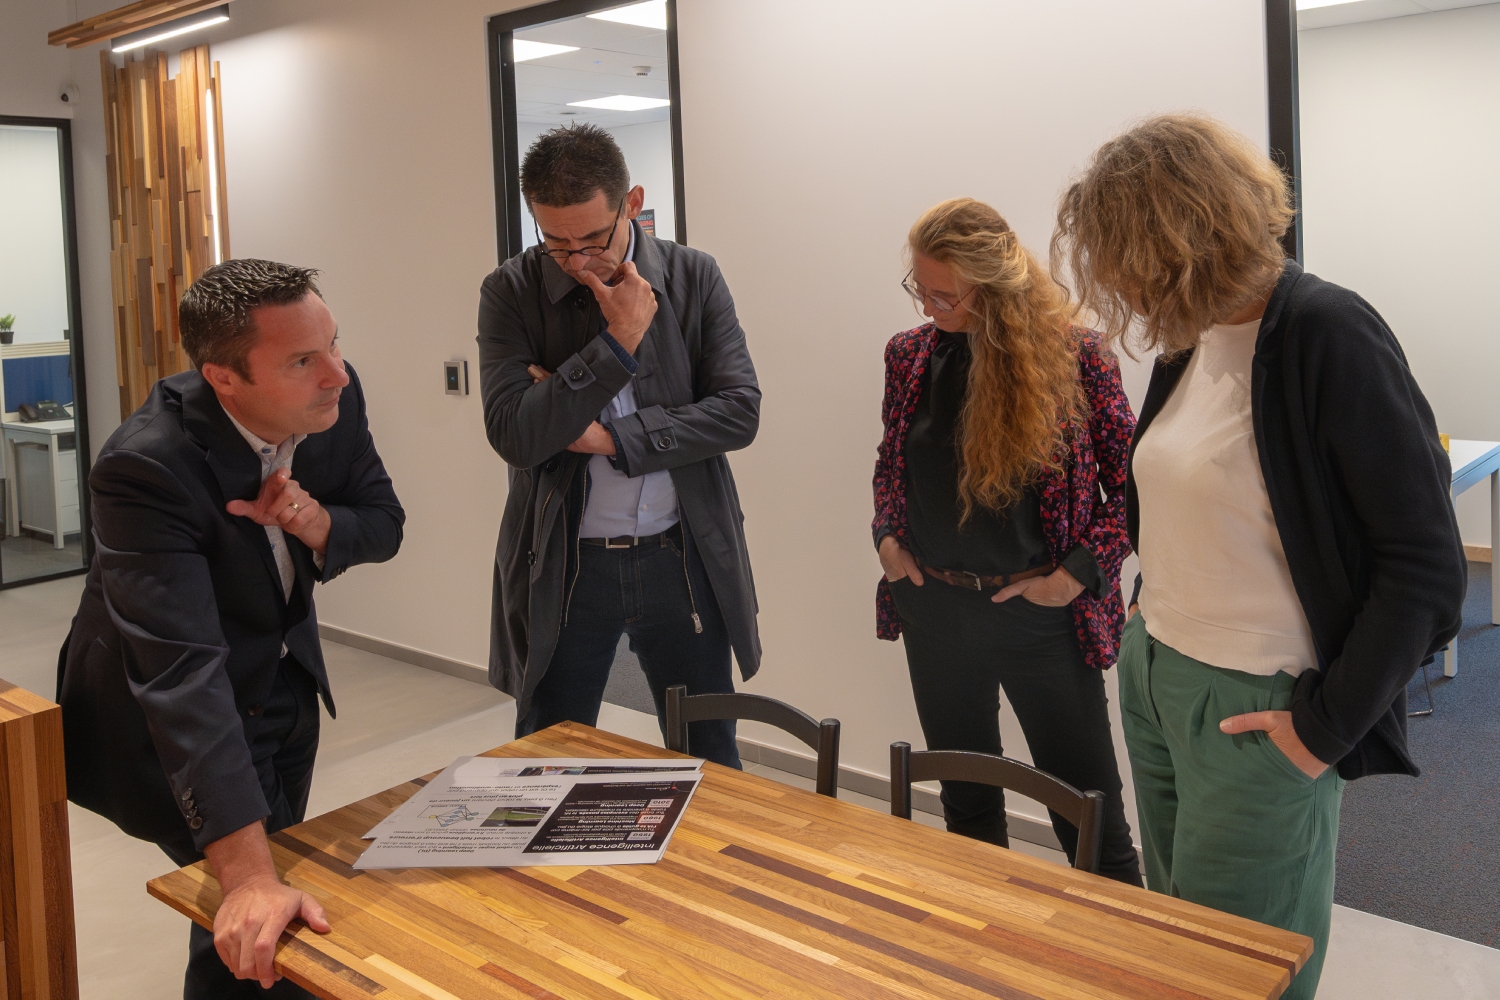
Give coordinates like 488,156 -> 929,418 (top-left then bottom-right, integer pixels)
1335,561 -> 1500,948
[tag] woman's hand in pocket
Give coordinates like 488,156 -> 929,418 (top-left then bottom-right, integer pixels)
878,537 -> 924,586
1220,710 -> 1329,780
994,566 -> 1084,606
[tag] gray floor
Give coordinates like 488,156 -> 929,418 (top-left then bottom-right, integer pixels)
3,575 -> 1499,998
0,531 -> 84,584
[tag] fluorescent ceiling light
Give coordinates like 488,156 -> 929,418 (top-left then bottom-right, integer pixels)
513,40 -> 580,62
587,1 -> 668,31
1296,0 -> 1361,8
112,5 -> 229,53
566,95 -> 671,111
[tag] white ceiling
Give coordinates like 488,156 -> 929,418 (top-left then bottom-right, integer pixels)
1298,0 -> 1498,29
513,10 -> 670,130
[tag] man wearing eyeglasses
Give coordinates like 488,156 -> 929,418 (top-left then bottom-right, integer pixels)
477,123 -> 761,767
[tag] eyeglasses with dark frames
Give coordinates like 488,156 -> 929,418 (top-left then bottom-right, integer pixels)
901,270 -> 974,315
533,200 -> 626,260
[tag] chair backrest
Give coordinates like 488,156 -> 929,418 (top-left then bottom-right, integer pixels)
889,741 -> 1105,874
664,685 -> 841,797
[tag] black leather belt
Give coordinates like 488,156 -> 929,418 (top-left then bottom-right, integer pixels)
918,561 -> 1054,591
580,523 -> 683,549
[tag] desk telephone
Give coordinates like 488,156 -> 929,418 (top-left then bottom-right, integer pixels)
17,400 -> 70,422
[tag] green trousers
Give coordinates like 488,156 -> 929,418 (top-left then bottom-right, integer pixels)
1118,614 -> 1344,1000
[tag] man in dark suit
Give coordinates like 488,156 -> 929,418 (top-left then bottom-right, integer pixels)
57,259 -> 404,998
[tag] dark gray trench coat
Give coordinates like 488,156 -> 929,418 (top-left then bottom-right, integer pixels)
477,222 -> 762,714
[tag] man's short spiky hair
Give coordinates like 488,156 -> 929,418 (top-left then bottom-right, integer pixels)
179,259 -> 321,379
520,122 -> 629,209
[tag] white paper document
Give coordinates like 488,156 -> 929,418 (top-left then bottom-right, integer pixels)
354,757 -> 704,870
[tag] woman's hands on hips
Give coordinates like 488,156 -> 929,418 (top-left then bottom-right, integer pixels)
1220,710 -> 1329,780
994,566 -> 1084,606
878,536 -> 924,586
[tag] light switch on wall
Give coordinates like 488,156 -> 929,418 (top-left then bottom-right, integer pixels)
443,360 -> 469,396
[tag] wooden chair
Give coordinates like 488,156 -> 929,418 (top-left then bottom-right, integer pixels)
889,741 -> 1106,874
664,685 -> 841,797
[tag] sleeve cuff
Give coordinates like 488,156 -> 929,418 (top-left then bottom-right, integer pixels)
604,423 -> 630,475
598,331 -> 640,375
1061,545 -> 1106,598
873,524 -> 894,551
319,506 -> 355,582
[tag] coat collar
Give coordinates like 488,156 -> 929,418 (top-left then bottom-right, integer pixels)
178,370 -> 288,595
179,371 -> 263,505
1256,257 -> 1303,352
540,220 -> 666,305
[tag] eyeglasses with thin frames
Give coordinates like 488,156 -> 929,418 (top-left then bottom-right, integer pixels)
533,200 -> 626,260
901,270 -> 974,315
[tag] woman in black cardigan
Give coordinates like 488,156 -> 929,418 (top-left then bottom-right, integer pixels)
1052,114 -> 1465,1000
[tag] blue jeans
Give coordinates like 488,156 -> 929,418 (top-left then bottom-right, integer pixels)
517,525 -> 742,769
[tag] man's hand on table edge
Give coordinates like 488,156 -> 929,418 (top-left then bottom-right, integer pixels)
204,820 -> 331,988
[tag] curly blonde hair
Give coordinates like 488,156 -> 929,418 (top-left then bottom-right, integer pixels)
1051,113 -> 1294,355
908,198 -> 1082,519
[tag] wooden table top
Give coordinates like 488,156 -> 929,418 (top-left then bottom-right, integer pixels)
148,723 -> 1311,999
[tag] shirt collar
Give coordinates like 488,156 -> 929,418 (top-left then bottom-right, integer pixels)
221,404 -> 304,466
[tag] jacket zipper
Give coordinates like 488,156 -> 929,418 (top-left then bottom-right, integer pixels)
677,498 -> 703,634
563,463 -> 590,627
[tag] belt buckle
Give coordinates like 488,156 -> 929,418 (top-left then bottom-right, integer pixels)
957,570 -> 983,591
604,536 -> 634,549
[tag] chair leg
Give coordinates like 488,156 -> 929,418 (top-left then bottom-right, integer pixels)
1408,658 -> 1435,718
664,685 -> 689,753
889,742 -> 912,819
815,720 -> 840,798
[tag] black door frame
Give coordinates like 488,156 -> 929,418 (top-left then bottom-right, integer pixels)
1265,0 -> 1302,262
485,0 -> 687,263
0,115 -> 93,590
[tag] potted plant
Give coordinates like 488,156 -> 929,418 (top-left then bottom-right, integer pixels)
0,315 -> 13,345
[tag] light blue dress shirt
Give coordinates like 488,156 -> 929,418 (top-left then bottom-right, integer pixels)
578,225 -> 680,538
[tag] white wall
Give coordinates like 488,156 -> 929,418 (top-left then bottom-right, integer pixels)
0,126 -> 70,343
674,0 -> 1268,828
1299,5 -> 1500,548
31,0 -> 1272,834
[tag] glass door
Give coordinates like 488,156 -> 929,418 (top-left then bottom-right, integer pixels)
0,117 -> 91,587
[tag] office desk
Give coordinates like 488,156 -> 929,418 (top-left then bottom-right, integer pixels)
149,723 -> 1312,1000
2,418 -> 79,549
1446,439 -> 1500,677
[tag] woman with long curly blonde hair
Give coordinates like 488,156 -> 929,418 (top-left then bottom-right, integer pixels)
1055,114 -> 1464,1000
872,198 -> 1141,884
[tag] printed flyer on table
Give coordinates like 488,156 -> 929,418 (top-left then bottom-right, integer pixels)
354,757 -> 705,870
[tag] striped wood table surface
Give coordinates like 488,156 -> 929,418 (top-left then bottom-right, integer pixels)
148,722 -> 1310,999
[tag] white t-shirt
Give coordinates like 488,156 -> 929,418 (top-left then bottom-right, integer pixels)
1134,319 -> 1317,677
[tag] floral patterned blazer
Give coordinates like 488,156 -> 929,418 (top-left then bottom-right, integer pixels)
872,324 -> 1136,670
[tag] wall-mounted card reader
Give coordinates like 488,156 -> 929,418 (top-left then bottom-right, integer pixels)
444,360 -> 469,396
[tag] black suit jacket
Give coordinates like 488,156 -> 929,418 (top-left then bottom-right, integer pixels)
57,364 -> 404,850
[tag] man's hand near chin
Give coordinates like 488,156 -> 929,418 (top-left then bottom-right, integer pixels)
204,821 -> 330,988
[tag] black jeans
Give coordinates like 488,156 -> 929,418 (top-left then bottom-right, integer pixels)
517,525 -> 742,769
891,577 -> 1142,886
158,655 -> 321,1000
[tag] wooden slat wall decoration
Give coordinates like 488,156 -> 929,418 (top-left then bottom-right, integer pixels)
49,0 -> 225,49
0,680 -> 79,1000
101,45 -> 231,419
